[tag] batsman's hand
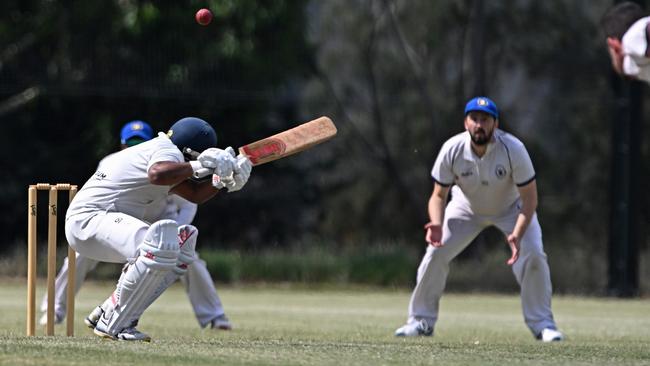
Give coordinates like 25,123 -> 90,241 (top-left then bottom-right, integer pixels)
506,234 -> 519,265
424,222 -> 443,247
213,154 -> 252,192
230,153 -> 253,191
197,147 -> 236,177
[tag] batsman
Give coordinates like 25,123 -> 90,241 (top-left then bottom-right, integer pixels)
395,97 -> 564,342
65,117 -> 252,341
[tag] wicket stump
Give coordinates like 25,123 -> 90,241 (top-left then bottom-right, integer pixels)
27,183 -> 77,336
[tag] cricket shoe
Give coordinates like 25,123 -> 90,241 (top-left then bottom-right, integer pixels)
38,310 -> 65,326
538,328 -> 564,342
211,314 -> 232,330
394,319 -> 433,337
93,316 -> 151,342
115,326 -> 152,342
84,305 -> 104,329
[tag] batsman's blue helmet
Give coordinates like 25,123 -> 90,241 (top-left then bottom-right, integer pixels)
120,120 -> 153,145
167,117 -> 218,158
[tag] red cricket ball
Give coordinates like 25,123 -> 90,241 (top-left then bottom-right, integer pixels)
195,8 -> 212,26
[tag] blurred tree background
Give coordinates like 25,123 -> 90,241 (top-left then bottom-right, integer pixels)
1,0 -> 648,294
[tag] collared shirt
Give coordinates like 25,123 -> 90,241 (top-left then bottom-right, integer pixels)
66,136 -> 184,220
431,129 -> 536,216
622,16 -> 650,82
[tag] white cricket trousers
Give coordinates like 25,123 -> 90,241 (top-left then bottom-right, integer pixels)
406,199 -> 557,336
65,212 -> 149,263
180,256 -> 227,327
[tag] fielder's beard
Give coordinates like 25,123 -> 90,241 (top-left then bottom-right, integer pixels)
469,128 -> 493,145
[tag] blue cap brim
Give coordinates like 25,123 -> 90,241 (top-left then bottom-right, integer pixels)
465,107 -> 498,119
121,131 -> 153,144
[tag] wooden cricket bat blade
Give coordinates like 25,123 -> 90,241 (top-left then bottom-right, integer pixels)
238,116 -> 337,166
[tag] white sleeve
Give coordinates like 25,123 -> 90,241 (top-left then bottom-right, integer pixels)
510,142 -> 536,186
170,195 -> 198,225
430,142 -> 455,186
146,141 -> 184,171
622,17 -> 650,81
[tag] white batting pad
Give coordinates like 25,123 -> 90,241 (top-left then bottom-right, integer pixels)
175,225 -> 198,275
103,219 -> 179,335
118,224 -> 199,327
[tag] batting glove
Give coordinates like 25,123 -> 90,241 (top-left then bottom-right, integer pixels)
212,154 -> 252,192
229,154 -> 252,192
196,147 -> 236,178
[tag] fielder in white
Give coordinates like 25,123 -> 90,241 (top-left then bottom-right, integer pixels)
602,2 -> 650,82
394,97 -> 564,342
64,117 -> 252,341
40,120 -> 232,331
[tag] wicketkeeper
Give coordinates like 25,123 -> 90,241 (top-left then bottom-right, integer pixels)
65,117 -> 252,341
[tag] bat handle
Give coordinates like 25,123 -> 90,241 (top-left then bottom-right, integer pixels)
184,148 -> 212,178
183,147 -> 201,159
193,168 -> 212,179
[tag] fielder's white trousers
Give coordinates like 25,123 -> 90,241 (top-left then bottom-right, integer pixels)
406,199 -> 557,336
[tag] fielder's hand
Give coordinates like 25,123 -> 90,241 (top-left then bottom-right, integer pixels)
197,147 -> 236,177
506,234 -> 520,265
424,222 -> 443,247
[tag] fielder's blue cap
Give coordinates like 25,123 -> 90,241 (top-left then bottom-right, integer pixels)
464,97 -> 499,119
120,120 -> 154,144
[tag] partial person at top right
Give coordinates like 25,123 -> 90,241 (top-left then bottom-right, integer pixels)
602,1 -> 650,82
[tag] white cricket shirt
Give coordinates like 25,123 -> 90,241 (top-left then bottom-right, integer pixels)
66,136 -> 184,221
622,16 -> 650,82
431,129 -> 536,216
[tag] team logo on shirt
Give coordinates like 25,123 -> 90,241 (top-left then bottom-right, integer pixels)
495,164 -> 507,179
93,171 -> 107,180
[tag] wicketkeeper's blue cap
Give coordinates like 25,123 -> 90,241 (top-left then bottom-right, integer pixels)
120,120 -> 154,144
464,97 -> 499,119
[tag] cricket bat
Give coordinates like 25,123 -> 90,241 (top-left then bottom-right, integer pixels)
188,116 -> 337,178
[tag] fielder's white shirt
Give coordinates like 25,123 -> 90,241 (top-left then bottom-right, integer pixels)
66,136 -> 184,221
431,129 -> 535,216
622,16 -> 650,82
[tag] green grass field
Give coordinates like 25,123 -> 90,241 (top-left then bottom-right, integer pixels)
0,280 -> 648,366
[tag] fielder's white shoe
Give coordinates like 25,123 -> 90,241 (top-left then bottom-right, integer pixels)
394,319 -> 433,337
38,310 -> 65,326
84,305 -> 104,329
539,328 -> 564,342
211,314 -> 232,330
